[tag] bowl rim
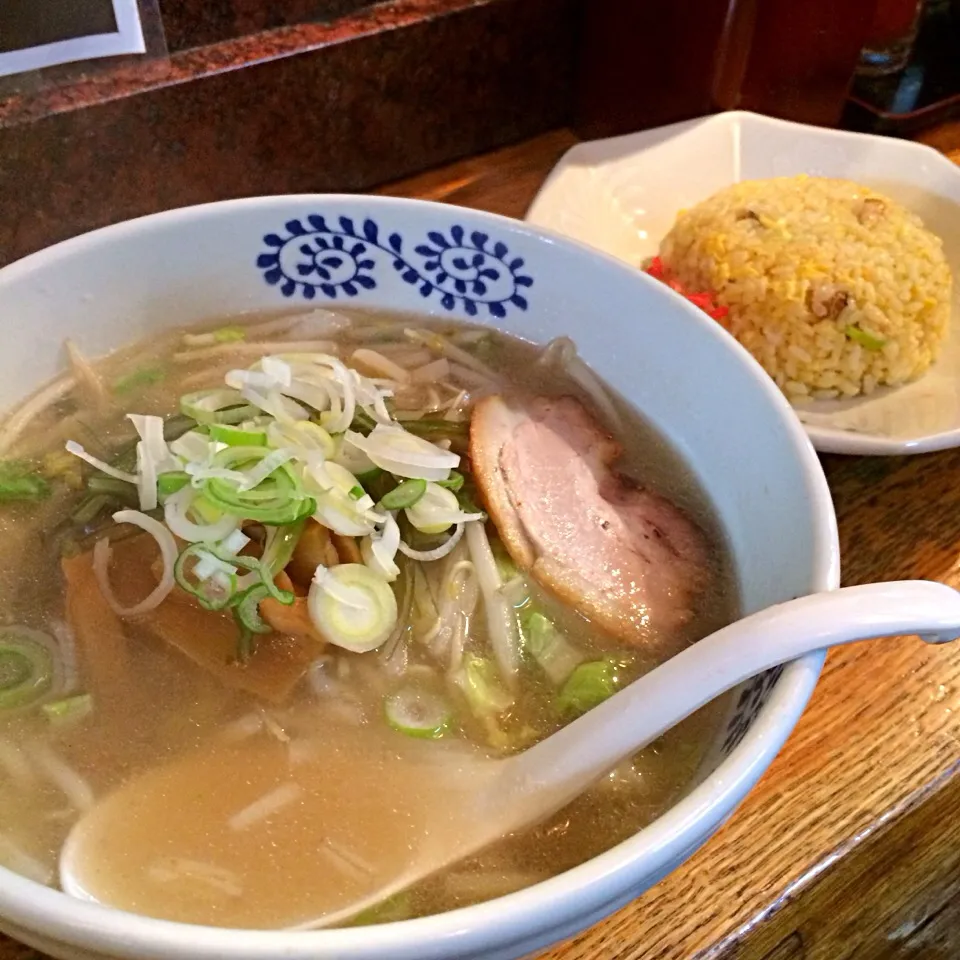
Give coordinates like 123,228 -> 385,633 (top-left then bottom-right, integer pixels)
0,194 -> 841,960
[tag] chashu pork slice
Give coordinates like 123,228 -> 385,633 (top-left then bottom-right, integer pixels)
469,394 -> 712,653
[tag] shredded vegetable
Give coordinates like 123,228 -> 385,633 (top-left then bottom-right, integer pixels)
454,656 -> 513,717
525,612 -> 585,686
559,660 -> 620,716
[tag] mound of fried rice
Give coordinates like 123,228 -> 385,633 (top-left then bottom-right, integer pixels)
658,176 -> 953,400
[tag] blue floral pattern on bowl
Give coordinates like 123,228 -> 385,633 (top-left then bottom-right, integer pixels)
720,666 -> 785,757
257,215 -> 534,318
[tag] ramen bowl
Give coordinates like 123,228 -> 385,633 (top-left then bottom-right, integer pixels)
0,196 -> 838,960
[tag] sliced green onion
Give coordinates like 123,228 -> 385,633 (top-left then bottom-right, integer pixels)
180,389 -> 257,425
42,694 -> 93,726
308,564 -> 398,653
435,471 -> 464,492
209,423 -> 268,447
406,483 -> 482,535
168,429 -> 211,463
378,478 -> 427,511
260,521 -> 305,579
0,461 -> 51,503
157,471 -> 191,498
112,364 -> 165,396
162,415 -> 198,443
174,544 -> 239,611
222,552 -> 294,605
349,409 -> 378,437
189,494 -> 226,525
558,660 -> 620,716
454,656 -> 512,718
233,584 -> 273,661
181,539 -> 295,607
334,438 -> 378,477
266,419 -> 336,459
844,325 -> 886,351
384,687 -> 451,739
0,629 -> 55,710
344,424 -> 460,482
525,612 -> 585,686
357,466 -> 383,482
202,447 -> 314,525
348,485 -> 365,500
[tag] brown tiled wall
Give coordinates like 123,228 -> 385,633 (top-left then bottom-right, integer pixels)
159,0 -> 381,52
0,0 -> 578,267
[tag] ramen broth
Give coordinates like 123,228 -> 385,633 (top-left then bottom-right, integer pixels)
0,309 -> 738,928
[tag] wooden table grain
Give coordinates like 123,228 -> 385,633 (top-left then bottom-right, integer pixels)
10,122 -> 960,960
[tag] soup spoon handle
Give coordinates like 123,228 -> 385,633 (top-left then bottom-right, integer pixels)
501,580 -> 960,809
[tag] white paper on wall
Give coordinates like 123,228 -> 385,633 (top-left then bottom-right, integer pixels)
0,0 -> 145,79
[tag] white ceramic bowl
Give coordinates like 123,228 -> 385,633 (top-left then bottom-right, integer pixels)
0,196 -> 839,960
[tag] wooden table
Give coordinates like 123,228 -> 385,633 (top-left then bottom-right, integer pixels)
10,123 -> 960,960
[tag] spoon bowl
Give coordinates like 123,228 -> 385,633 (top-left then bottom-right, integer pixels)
60,579 -> 960,929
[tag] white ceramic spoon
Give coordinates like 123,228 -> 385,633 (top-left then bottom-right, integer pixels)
60,580 -> 960,930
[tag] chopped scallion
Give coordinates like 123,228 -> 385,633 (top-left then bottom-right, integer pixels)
378,478 -> 427,511
209,422 -> 268,447
180,389 -> 257,426
384,687 -> 451,739
435,470 -> 464,492
233,584 -> 273,660
174,544 -> 238,611
157,471 -> 191,498
201,446 -> 315,525
308,564 -> 398,653
0,628 -> 55,710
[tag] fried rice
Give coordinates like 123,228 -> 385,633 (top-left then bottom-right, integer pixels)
658,176 -> 953,400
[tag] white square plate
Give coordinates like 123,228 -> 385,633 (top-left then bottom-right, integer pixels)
526,111 -> 960,455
